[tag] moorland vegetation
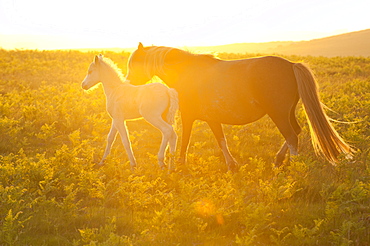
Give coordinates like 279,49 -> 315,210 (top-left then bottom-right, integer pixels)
0,49 -> 369,245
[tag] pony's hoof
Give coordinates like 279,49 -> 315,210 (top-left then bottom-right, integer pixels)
289,155 -> 300,164
274,160 -> 284,168
94,162 -> 105,169
177,157 -> 186,165
158,160 -> 167,170
130,164 -> 137,171
274,154 -> 287,167
167,165 -> 176,174
227,161 -> 238,172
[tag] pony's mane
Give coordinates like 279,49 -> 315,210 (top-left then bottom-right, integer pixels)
100,57 -> 125,82
143,46 -> 172,78
143,46 -> 218,78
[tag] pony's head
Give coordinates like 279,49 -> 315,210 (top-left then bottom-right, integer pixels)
127,43 -> 217,86
126,43 -> 172,85
82,55 -> 103,90
126,43 -> 152,85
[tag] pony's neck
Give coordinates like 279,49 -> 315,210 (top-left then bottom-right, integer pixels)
157,62 -> 186,88
151,48 -> 209,87
157,73 -> 176,87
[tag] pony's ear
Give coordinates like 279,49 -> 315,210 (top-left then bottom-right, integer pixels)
94,55 -> 99,64
138,42 -> 144,50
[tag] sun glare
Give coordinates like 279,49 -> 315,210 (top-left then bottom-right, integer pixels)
0,0 -> 369,49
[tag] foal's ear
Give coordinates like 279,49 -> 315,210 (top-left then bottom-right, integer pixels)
138,42 -> 144,50
94,55 -> 99,64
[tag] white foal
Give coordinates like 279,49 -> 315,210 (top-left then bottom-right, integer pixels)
82,55 -> 178,170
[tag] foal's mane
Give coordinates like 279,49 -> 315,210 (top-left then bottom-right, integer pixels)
143,46 -> 218,77
100,56 -> 126,82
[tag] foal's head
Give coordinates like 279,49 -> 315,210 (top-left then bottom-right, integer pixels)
82,55 -> 103,90
82,55 -> 126,90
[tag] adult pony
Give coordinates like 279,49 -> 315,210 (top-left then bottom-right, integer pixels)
82,55 -> 178,170
126,43 -> 352,170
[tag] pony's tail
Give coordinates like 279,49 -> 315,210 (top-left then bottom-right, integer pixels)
166,88 -> 179,125
293,63 -> 353,164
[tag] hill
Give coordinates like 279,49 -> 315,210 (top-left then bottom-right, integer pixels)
184,41 -> 294,54
2,29 -> 369,57
267,29 -> 370,57
102,29 -> 370,57
190,29 -> 370,57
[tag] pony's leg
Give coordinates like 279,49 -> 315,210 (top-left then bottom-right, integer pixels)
145,116 -> 176,169
275,143 -> 289,166
179,115 -> 194,165
207,122 -> 238,171
275,105 -> 302,166
168,128 -> 178,171
270,113 -> 299,166
100,123 -> 118,165
113,120 -> 137,169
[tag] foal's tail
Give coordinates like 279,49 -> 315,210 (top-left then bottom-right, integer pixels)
293,63 -> 353,163
166,88 -> 179,125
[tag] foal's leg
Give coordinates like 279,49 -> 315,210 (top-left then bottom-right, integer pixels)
113,119 -> 137,169
100,123 -> 118,165
145,115 -> 176,169
207,121 -> 238,171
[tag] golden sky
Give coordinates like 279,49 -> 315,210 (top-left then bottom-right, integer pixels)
0,0 -> 369,49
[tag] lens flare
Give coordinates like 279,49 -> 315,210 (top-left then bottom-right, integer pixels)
194,198 -> 224,225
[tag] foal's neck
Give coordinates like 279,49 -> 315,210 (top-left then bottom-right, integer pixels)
101,72 -> 124,96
